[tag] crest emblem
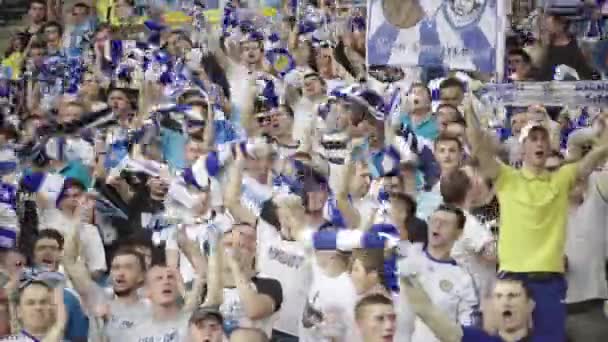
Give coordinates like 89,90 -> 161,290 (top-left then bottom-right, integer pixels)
439,279 -> 454,293
442,0 -> 487,29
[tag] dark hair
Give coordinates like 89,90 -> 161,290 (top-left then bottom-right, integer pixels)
35,229 -> 65,250
4,34 -> 27,58
280,104 -> 294,119
409,83 -> 431,100
29,0 -> 46,9
495,273 -> 533,299
42,21 -> 63,36
73,2 -> 90,11
350,248 -> 387,290
29,41 -> 47,52
440,169 -> 471,206
435,204 -> 466,230
436,103 -> 465,123
439,78 -> 466,92
354,294 -> 393,320
507,48 -> 532,64
62,178 -> 86,193
111,247 -> 147,272
388,191 -> 417,218
434,133 -> 463,151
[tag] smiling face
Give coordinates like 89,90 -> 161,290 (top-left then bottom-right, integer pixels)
491,280 -> 534,333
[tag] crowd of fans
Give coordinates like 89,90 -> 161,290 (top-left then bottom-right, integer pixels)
0,0 -> 607,341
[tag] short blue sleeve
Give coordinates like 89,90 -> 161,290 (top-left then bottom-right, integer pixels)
63,289 -> 89,341
462,326 -> 502,342
161,128 -> 187,171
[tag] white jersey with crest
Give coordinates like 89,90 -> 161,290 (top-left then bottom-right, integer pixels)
405,244 -> 479,342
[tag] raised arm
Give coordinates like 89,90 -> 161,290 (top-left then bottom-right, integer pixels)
400,277 -> 463,342
576,122 -> 608,180
464,94 -> 501,180
177,227 -> 208,313
224,148 -> 257,226
62,218 -> 99,310
335,158 -> 362,229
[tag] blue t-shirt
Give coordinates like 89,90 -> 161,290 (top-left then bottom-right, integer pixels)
462,326 -> 531,342
64,288 -> 89,341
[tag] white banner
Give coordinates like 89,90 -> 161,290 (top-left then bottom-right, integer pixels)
478,81 -> 608,107
366,0 -> 504,74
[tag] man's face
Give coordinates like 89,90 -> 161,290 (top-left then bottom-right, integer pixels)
350,162 -> 371,197
146,266 -> 179,306
409,86 -> 431,112
269,107 -> 293,135
28,3 -> 46,23
184,141 -> 206,166
241,41 -> 262,64
437,107 -> 460,134
222,225 -> 257,269
58,104 -> 83,124
349,259 -> 377,295
428,210 -> 461,248
188,318 -> 224,342
303,76 -> 323,98
440,86 -> 464,108
491,281 -> 533,333
522,129 -> 550,169
33,238 -> 61,271
508,54 -> 531,77
30,47 -> 46,67
356,303 -> 397,342
305,188 -> 329,213
110,254 -> 144,297
108,90 -> 130,115
44,25 -> 61,43
58,186 -> 84,214
315,47 -> 334,69
18,284 -> 54,333
72,5 -> 89,24
434,140 -> 462,174
510,112 -> 529,136
2,251 -> 25,277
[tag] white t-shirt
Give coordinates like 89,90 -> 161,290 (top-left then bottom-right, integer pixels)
104,299 -> 151,341
451,210 -> 496,298
220,276 -> 283,338
299,259 -> 360,342
123,311 -> 191,342
565,172 -> 608,304
256,219 -> 313,336
405,244 -> 478,342
39,208 -> 107,273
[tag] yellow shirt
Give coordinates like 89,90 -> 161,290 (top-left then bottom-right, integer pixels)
496,162 -> 578,273
1,52 -> 24,80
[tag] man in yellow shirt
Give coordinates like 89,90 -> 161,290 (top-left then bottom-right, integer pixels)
467,102 -> 608,341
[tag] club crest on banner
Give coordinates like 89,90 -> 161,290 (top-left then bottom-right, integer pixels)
443,0 -> 487,29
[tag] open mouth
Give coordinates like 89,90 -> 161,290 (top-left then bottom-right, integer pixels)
502,310 -> 513,319
41,258 -> 54,267
431,232 -> 440,238
162,289 -> 173,295
382,334 -> 394,342
534,151 -> 545,158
